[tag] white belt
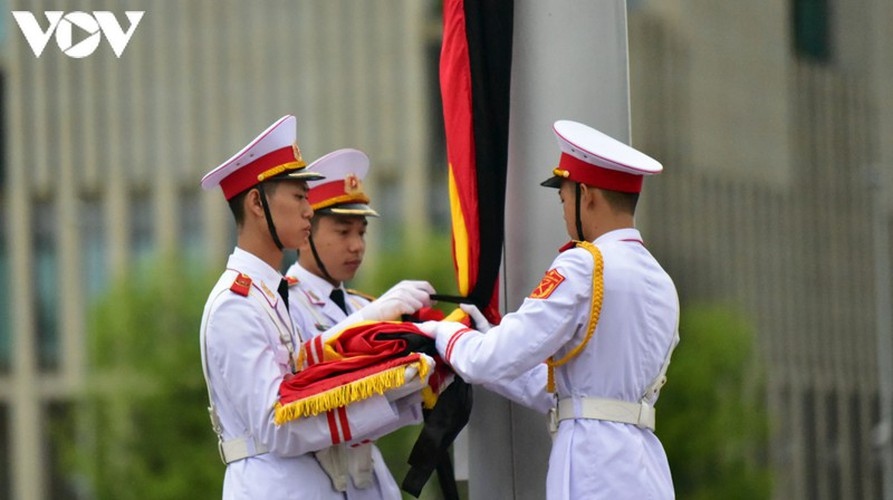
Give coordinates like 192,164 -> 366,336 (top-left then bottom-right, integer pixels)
219,436 -> 269,464
553,397 -> 655,431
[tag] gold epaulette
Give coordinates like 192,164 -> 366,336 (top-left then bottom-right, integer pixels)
345,288 -> 376,302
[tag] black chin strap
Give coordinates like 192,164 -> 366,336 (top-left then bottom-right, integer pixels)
307,233 -> 336,283
575,182 -> 585,242
257,183 -> 284,250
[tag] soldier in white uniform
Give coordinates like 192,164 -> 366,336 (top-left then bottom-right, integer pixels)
199,116 -> 435,499
284,148 -> 432,498
419,120 -> 680,499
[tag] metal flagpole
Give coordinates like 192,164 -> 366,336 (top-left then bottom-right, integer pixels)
466,1 -> 633,497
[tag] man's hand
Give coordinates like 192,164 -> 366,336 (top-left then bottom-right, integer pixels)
416,320 -> 469,339
459,303 -> 492,333
358,280 -> 436,321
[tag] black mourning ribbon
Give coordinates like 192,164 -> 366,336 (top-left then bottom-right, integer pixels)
377,332 -> 473,500
330,288 -> 348,314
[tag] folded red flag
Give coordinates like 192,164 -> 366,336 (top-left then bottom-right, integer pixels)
274,320 -> 450,425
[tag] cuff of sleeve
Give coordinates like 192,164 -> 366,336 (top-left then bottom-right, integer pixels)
436,326 -> 474,366
341,394 -> 399,444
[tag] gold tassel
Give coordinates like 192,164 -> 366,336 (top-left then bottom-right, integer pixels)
420,386 -> 438,409
274,360 -> 425,425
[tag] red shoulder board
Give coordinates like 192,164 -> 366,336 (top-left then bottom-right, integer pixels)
230,273 -> 252,297
558,241 -> 577,253
284,276 -> 299,286
529,269 -> 566,299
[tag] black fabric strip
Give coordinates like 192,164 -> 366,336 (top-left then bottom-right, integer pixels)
464,0 -> 514,311
401,379 -> 472,499
429,294 -> 476,304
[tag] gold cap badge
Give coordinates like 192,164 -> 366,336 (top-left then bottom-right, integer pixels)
344,173 -> 362,195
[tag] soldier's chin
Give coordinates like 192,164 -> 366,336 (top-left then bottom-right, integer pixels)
338,269 -> 359,283
293,235 -> 310,250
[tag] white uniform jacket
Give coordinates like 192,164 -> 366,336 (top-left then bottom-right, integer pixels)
200,248 -> 421,500
435,228 -> 680,500
284,262 -> 421,499
285,263 -> 373,337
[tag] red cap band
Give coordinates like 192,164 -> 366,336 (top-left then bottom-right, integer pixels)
219,146 -> 302,200
308,177 -> 370,210
557,153 -> 643,193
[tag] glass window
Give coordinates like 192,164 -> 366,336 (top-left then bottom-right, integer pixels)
0,404 -> 8,500
792,0 -> 831,62
129,191 -> 154,266
0,71 -> 6,373
42,402 -> 77,499
0,198 -> 8,373
179,188 -> 204,263
0,72 -> 5,190
848,394 -> 864,499
80,198 -> 107,299
33,199 -> 59,371
803,388 -> 819,499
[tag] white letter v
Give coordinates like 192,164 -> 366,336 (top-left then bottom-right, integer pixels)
95,11 -> 144,58
11,11 -> 64,57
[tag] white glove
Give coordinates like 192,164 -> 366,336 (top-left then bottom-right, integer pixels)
385,354 -> 435,402
357,280 -> 436,321
416,320 -> 469,340
459,303 -> 492,333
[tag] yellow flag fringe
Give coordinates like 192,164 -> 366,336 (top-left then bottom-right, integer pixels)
421,386 -> 439,410
274,358 -> 431,425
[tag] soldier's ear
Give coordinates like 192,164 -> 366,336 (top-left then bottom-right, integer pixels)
579,183 -> 599,209
244,188 -> 265,218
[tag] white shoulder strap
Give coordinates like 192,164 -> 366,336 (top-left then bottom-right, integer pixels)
200,286 -> 230,459
200,271 -> 297,464
200,276 -> 268,464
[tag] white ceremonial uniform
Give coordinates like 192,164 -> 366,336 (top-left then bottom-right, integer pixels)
200,248 -> 421,500
436,228 -> 679,500
284,261 -> 412,499
286,263 -> 372,336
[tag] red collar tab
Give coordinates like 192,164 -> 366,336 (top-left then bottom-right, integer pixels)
558,241 -> 577,253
